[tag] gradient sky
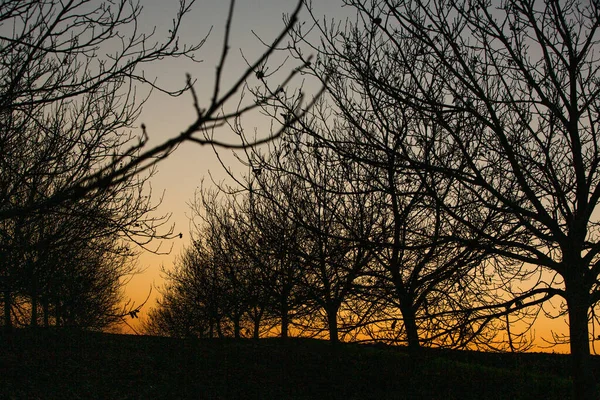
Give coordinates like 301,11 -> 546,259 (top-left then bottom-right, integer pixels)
124,0 -> 345,332
121,0 -> 575,352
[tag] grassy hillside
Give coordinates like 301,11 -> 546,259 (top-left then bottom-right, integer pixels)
0,330 -> 587,399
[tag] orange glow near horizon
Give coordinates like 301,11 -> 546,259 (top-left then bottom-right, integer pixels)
123,250 -> 576,354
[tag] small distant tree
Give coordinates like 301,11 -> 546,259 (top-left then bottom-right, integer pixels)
147,188 -> 278,339
239,131 -> 377,343
234,178 -> 307,340
145,247 -> 222,338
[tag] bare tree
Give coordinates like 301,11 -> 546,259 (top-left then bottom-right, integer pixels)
239,181 -> 306,340
286,0 -> 600,397
0,0 -> 317,333
238,130 -> 377,343
146,185 -> 291,340
144,242 -> 226,338
241,34 -> 497,351
0,0 -> 316,220
0,170 -> 149,330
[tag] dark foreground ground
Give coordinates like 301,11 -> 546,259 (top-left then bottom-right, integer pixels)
0,330 -> 594,399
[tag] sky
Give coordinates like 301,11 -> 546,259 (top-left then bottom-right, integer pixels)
118,0 -> 577,352
123,0 -> 345,332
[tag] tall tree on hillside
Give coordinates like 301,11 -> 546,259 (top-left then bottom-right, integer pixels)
282,0 -> 600,396
245,71 -> 497,349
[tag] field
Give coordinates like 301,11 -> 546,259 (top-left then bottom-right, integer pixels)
0,330 -> 592,399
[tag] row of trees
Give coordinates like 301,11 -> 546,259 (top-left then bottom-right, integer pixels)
148,1 -> 600,397
0,0 -> 197,330
0,0 -> 311,331
146,122 -> 532,348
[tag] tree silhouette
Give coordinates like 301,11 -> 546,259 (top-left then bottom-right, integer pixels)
277,0 -> 600,397
239,50 -> 497,350
237,129 -> 377,343
145,242 -> 226,339
0,0 -> 315,220
0,0 -> 315,332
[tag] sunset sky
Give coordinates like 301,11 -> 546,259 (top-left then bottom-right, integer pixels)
124,0 -> 342,332
118,0 -> 577,352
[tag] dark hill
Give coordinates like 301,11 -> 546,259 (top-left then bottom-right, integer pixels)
0,330 -> 581,399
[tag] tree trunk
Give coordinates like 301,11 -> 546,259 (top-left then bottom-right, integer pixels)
281,301 -> 289,339
253,320 -> 260,339
3,288 -> 12,332
43,298 -> 49,328
327,305 -> 339,344
29,273 -> 38,328
30,294 -> 38,328
55,300 -> 62,327
252,308 -> 263,339
233,314 -> 241,339
400,303 -> 420,351
216,319 -> 224,339
566,286 -> 597,399
208,319 -> 214,339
